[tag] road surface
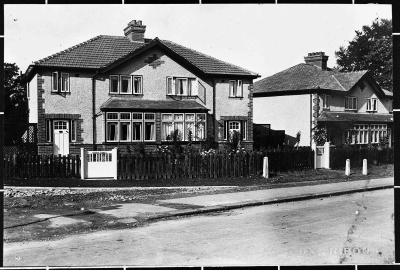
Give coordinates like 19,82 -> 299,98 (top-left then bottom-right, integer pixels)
4,188 -> 394,266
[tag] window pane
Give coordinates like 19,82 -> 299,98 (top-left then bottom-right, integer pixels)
186,114 -> 195,121
120,122 -> 130,141
167,77 -> 173,95
174,122 -> 184,139
353,98 -> 357,110
52,72 -> 58,91
162,122 -> 173,140
71,120 -> 76,142
133,77 -> 142,94
237,80 -> 243,97
162,114 -> 172,121
61,73 -> 69,92
107,123 -> 118,141
145,122 -> 155,141
345,97 -> 348,109
132,113 -> 143,120
107,113 -> 118,119
197,122 -> 205,140
174,114 -> 184,121
229,81 -> 236,97
120,113 -> 131,120
132,123 -> 142,141
176,79 -> 187,95
121,76 -> 131,93
110,76 -> 119,93
186,122 -> 195,141
145,113 -> 155,120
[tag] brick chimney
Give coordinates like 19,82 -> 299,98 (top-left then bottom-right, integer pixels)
124,20 -> 146,43
304,52 -> 329,70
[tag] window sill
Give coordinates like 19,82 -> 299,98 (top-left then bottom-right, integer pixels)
109,93 -> 144,96
229,96 -> 244,99
51,91 -> 71,95
345,109 -> 358,112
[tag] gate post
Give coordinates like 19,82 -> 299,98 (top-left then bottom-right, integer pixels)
80,148 -> 87,180
324,141 -> 330,169
312,143 -> 317,169
112,147 -> 118,180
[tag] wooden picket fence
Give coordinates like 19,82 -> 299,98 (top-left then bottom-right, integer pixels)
330,147 -> 394,169
3,154 -> 81,179
118,149 -> 314,180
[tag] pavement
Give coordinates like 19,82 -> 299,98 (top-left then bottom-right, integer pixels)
6,177 -> 394,228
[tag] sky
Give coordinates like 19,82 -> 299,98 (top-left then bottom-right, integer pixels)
4,4 -> 392,81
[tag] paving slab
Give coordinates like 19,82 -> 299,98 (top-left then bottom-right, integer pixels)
92,203 -> 176,218
159,178 -> 393,207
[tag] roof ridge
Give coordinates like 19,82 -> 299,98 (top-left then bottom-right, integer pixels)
331,74 -> 347,91
160,39 -> 258,75
34,35 -> 104,64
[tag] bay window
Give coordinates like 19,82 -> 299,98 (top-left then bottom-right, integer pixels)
162,113 -> 206,141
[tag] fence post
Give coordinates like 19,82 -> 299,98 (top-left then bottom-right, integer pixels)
345,159 -> 350,176
112,147 -> 118,180
324,141 -> 330,169
262,157 -> 269,178
80,148 -> 86,180
362,159 -> 368,175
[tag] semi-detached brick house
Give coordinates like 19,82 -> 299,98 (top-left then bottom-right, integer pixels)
24,20 -> 260,155
253,52 -> 393,147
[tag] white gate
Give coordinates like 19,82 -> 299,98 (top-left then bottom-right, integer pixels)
313,142 -> 330,169
81,148 -> 118,179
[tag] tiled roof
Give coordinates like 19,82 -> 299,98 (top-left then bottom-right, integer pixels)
30,36 -> 258,77
159,39 -> 258,76
317,111 -> 393,122
100,98 -> 209,111
34,36 -> 147,69
253,63 -> 368,94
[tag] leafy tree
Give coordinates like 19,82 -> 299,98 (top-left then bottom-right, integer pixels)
4,63 -> 28,123
335,18 -> 392,91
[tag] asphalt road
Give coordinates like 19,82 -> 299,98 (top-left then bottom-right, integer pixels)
4,188 -> 394,266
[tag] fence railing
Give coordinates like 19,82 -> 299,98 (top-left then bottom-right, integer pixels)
118,149 -> 314,180
4,149 -> 315,180
330,147 -> 394,169
3,154 -> 81,179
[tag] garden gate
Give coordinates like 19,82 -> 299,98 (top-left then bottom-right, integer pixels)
81,148 -> 118,179
314,142 -> 330,169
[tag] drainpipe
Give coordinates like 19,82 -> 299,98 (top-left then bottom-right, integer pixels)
211,77 -> 216,138
92,71 -> 99,151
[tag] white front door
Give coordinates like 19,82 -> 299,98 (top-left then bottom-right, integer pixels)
53,120 -> 70,156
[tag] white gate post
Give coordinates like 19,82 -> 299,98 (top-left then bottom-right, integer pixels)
324,141 -> 330,169
362,159 -> 368,175
262,157 -> 269,178
112,147 -> 118,180
80,148 -> 86,180
345,159 -> 350,176
312,143 -> 317,169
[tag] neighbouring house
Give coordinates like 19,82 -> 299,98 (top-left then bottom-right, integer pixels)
253,52 -> 393,148
24,20 -> 260,155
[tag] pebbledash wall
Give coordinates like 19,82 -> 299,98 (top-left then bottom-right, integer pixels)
33,47 -> 254,155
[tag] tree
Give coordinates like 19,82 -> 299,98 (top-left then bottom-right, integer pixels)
4,63 -> 28,123
335,18 -> 392,91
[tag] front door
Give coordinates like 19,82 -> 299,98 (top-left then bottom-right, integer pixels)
53,120 -> 69,155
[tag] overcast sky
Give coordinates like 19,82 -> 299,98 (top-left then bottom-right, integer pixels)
4,4 -> 391,80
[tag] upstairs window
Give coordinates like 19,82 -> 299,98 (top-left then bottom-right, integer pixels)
52,72 -> 70,92
166,77 -> 197,96
229,80 -> 243,98
367,98 -> 378,112
345,96 -> 357,111
322,94 -> 330,109
109,75 -> 143,95
133,76 -> 143,94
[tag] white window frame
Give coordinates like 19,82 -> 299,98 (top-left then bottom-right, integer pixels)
143,113 -> 156,142
229,80 -> 237,97
60,73 -> 70,92
345,96 -> 357,111
119,113 -> 131,142
196,113 -> 206,141
322,94 -> 330,109
185,113 -> 196,142
224,120 -> 247,141
133,76 -> 143,94
52,72 -> 58,92
166,77 -> 174,95
46,119 -> 52,142
120,75 -> 132,94
71,120 -> 77,142
370,124 -> 387,144
176,78 -> 188,96
367,98 -> 378,112
166,77 -> 198,96
110,75 -> 119,94
132,113 -> 143,142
